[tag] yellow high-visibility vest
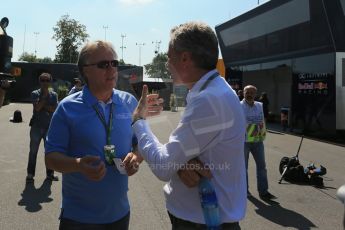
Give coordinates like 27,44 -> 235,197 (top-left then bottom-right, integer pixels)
246,122 -> 266,142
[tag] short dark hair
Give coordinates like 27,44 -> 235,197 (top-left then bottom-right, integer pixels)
39,72 -> 52,81
73,78 -> 81,84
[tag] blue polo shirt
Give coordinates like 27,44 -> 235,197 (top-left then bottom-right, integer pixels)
45,86 -> 137,224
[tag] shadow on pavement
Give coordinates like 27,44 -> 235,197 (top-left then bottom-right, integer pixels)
278,179 -> 337,200
248,196 -> 316,230
17,179 -> 53,212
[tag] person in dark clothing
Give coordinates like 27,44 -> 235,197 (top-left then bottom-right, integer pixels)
0,80 -> 9,108
26,72 -> 59,183
237,90 -> 244,101
259,92 -> 269,121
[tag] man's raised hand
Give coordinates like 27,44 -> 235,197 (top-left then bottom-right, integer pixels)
133,84 -> 164,121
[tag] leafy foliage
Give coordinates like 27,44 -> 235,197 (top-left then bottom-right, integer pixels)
119,59 -> 126,66
38,57 -> 54,63
52,14 -> 89,63
57,84 -> 69,101
18,52 -> 54,63
144,53 -> 170,78
18,52 -> 37,62
118,59 -> 135,66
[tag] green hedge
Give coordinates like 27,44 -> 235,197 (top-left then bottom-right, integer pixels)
57,85 -> 69,101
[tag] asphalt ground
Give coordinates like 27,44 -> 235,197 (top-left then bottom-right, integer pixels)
0,103 -> 344,229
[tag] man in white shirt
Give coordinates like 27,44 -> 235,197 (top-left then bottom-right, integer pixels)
127,21 -> 247,229
240,85 -> 276,200
68,78 -> 83,95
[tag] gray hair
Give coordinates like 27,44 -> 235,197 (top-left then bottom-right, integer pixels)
169,21 -> 219,70
243,85 -> 257,92
77,40 -> 117,85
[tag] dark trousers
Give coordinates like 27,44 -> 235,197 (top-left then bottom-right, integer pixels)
168,212 -> 241,230
27,126 -> 54,177
59,212 -> 130,230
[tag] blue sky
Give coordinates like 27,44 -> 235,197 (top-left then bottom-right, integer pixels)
2,0 -> 269,66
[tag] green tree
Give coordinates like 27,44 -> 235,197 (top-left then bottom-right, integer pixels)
118,59 -> 135,66
119,59 -> 126,65
57,84 -> 69,101
38,57 -> 54,63
144,52 -> 170,79
18,52 -> 37,62
52,14 -> 88,63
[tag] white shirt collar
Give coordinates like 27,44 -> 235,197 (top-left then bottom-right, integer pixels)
98,98 -> 113,114
186,69 -> 218,104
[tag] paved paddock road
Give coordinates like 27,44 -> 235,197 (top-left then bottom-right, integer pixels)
0,103 -> 344,229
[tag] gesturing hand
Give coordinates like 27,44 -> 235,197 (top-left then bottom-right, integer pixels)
77,155 -> 107,181
123,152 -> 143,176
133,85 -> 164,121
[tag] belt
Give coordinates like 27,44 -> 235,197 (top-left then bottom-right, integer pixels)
168,212 -> 240,230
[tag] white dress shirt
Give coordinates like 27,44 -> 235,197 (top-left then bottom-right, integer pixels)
133,69 -> 247,223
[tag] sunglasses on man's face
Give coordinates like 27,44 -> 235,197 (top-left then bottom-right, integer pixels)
83,60 -> 119,69
40,79 -> 51,83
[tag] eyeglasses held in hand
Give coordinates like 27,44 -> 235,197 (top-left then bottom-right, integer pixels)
83,60 -> 119,69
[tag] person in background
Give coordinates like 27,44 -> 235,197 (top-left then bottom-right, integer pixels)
68,78 -> 83,95
127,21 -> 246,229
237,89 -> 244,101
0,80 -> 9,108
45,40 -> 142,229
26,73 -> 58,183
259,92 -> 269,121
241,85 -> 276,200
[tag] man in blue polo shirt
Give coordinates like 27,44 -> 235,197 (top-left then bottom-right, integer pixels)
45,40 -> 141,229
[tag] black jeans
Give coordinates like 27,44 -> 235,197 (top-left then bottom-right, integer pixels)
59,212 -> 130,230
168,212 -> 241,230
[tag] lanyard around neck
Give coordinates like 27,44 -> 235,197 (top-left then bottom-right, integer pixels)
93,103 -> 114,145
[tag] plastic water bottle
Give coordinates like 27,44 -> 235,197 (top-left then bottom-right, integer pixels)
198,177 -> 221,230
